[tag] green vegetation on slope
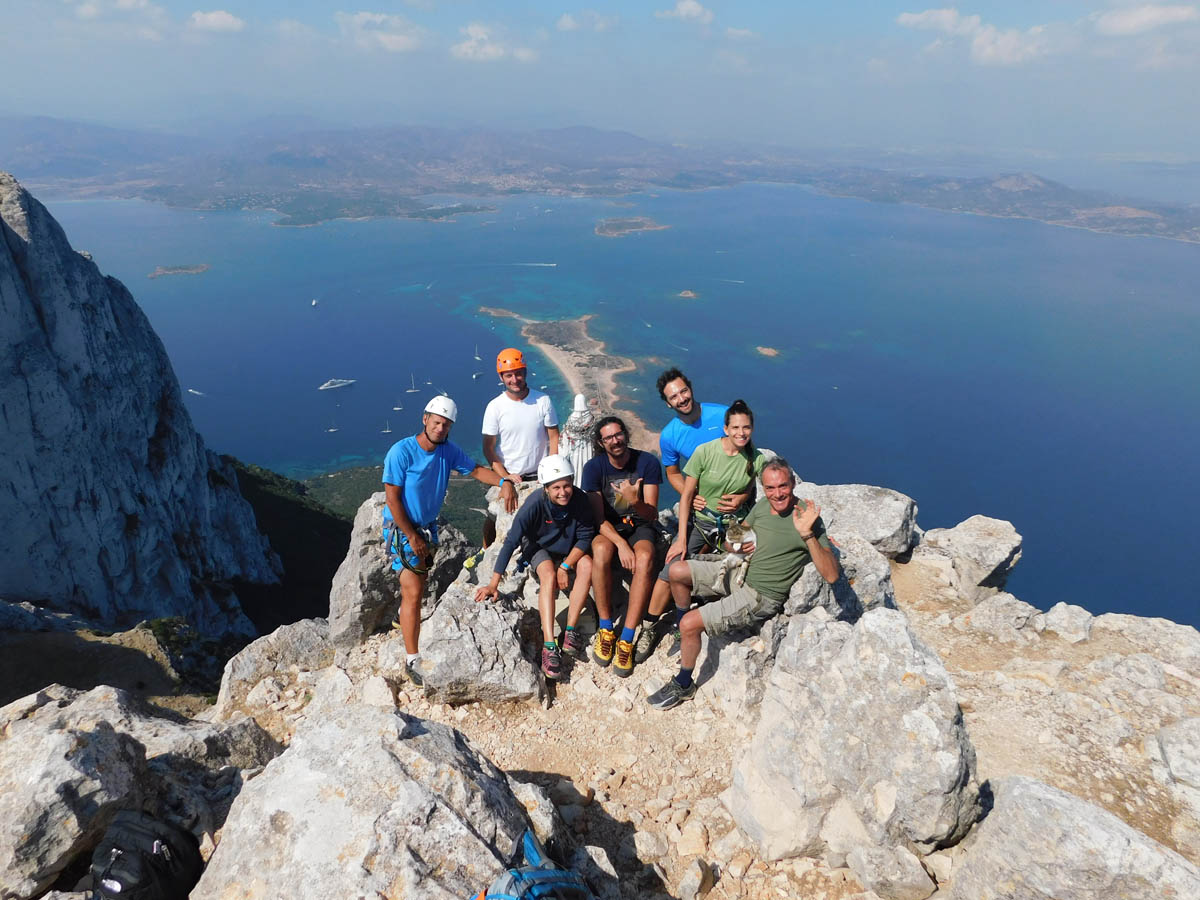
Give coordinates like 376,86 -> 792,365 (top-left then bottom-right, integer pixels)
301,465 -> 489,545
229,458 -> 351,633
229,460 -> 489,635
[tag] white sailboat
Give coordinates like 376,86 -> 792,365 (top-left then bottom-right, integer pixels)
405,374 -> 420,393
382,420 -> 393,434
392,399 -> 403,411
473,344 -> 481,361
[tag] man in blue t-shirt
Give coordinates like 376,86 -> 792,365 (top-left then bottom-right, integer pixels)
382,395 -> 502,685
580,415 -> 663,677
635,368 -> 751,664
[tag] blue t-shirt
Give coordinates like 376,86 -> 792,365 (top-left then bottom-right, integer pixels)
659,402 -> 727,469
580,449 -> 662,529
382,436 -> 475,527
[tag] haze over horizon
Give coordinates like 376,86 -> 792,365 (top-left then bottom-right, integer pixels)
4,1 -> 1200,163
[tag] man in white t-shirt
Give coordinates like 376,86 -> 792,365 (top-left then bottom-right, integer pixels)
482,347 -> 560,546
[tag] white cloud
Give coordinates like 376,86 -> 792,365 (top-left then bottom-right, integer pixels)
725,27 -> 756,40
450,22 -> 536,62
335,11 -> 424,52
656,1 -> 714,26
1095,5 -> 1199,36
188,10 -> 245,32
66,0 -> 167,39
557,10 -> 617,33
897,8 -> 981,37
898,8 -> 1050,65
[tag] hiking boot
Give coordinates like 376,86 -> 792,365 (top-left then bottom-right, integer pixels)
665,628 -> 682,657
591,628 -> 616,667
541,646 -> 564,680
562,629 -> 587,661
647,678 -> 697,710
613,639 -> 635,678
633,623 -> 662,663
405,659 -> 425,687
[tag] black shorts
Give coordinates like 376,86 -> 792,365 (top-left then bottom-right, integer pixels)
615,522 -> 662,550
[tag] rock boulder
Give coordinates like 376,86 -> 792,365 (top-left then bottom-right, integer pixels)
727,608 -> 979,871
192,705 -> 530,899
947,776 -> 1200,899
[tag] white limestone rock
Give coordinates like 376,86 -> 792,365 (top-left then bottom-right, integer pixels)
916,515 -> 1022,602
0,700 -> 147,899
1042,601 -> 1093,643
726,608 -> 979,863
846,844 -> 936,900
787,532 -> 896,620
192,705 -> 530,899
0,172 -> 278,634
1159,718 -> 1200,789
947,776 -> 1200,899
416,584 -> 539,704
951,592 -> 1045,643
793,481 -> 919,558
209,617 -> 333,720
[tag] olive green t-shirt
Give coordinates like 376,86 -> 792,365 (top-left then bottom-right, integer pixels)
682,438 -> 766,520
743,497 -> 832,601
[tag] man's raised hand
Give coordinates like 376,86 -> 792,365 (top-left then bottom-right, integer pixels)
793,500 -> 821,537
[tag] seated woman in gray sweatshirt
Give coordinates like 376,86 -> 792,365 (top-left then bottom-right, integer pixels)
474,454 -> 595,679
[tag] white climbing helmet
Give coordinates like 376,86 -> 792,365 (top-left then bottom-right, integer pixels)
423,394 -> 458,422
537,454 -> 575,486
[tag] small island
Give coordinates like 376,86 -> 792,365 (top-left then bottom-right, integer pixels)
677,290 -> 699,299
594,216 -> 670,238
756,346 -> 780,358
147,264 -> 210,279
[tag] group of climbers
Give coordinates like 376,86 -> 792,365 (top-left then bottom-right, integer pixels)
382,351 -> 841,708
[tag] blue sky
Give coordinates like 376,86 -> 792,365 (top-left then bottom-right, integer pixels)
3,1 -> 1199,158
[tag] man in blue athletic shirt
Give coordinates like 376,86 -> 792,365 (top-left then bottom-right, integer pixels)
634,369 -> 751,664
383,395 -> 502,686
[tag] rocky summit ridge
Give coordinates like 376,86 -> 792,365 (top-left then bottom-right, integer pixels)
0,171 -> 278,636
0,175 -> 1198,900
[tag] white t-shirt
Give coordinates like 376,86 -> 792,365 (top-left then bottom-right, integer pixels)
481,389 -> 559,477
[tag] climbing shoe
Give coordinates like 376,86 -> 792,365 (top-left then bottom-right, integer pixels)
633,624 -> 661,663
562,629 -> 587,661
463,548 -> 486,570
591,628 -> 616,667
647,678 -> 697,710
405,659 -> 425,687
613,639 -> 635,678
541,646 -> 564,680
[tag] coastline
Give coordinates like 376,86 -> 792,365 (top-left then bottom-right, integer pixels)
478,307 -> 659,453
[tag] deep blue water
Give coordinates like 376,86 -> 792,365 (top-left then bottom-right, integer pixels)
46,185 -> 1200,627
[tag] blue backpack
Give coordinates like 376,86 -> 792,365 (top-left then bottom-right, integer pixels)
471,829 -> 594,900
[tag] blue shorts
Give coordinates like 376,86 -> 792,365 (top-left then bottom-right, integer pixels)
383,522 -> 439,574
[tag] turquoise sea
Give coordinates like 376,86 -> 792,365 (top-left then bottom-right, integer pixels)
47,184 -> 1200,627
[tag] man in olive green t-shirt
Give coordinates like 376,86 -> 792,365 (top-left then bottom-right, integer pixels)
647,457 -> 842,710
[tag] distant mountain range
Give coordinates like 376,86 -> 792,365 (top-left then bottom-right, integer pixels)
3,115 -> 1198,240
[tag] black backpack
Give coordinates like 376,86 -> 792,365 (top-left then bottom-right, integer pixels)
88,810 -> 203,900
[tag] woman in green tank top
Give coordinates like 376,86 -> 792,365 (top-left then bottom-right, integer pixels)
666,399 -> 766,565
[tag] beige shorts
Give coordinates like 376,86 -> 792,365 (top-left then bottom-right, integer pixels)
685,558 -> 785,636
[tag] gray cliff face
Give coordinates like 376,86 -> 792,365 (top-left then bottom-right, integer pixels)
0,171 -> 278,634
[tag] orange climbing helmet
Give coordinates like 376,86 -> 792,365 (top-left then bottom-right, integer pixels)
496,347 -> 526,374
